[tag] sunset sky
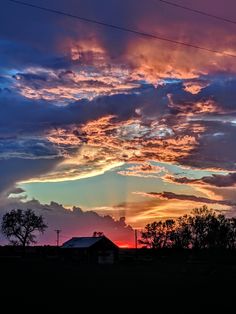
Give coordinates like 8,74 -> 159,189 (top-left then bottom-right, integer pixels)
1,0 -> 236,246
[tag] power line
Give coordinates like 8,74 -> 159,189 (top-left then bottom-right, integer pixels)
4,0 -> 236,58
154,0 -> 236,26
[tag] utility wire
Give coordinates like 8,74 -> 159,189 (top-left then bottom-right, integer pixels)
154,0 -> 236,25
5,0 -> 236,58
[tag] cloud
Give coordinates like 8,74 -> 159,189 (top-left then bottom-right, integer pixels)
12,62 -> 140,104
0,198 -> 134,247
3,76 -> 236,190
8,187 -> 25,195
135,191 -> 236,207
166,172 -> 236,187
179,121 -> 236,170
183,79 -> 210,94
118,162 -> 165,178
0,158 -> 60,197
2,0 -> 236,85
112,196 -> 234,227
28,114 -> 198,183
2,0 -> 236,220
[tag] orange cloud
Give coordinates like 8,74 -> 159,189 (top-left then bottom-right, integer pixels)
38,114 -> 201,183
135,191 -> 235,206
114,198 -> 229,228
183,80 -> 209,94
14,64 -> 139,103
118,162 -> 165,178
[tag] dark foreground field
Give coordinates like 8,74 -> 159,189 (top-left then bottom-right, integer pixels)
1,249 -> 236,311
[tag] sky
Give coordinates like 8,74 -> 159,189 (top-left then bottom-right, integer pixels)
1,0 -> 236,247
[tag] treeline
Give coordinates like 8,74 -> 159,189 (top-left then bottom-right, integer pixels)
140,206 -> 236,249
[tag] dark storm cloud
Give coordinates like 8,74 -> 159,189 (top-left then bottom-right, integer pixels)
166,77 -> 236,170
0,137 -> 60,159
0,83 -> 171,136
140,191 -> 236,207
0,198 -> 134,246
0,39 -> 83,73
2,74 -> 235,137
171,76 -> 236,115
1,75 -> 236,194
0,86 -> 166,193
8,187 -> 25,195
1,0 -> 236,71
179,120 -> 236,170
1,0 -> 236,201
168,172 -> 236,188
0,157 -> 60,195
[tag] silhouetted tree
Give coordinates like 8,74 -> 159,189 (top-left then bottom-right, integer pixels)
172,215 -> 192,248
139,220 -> 176,248
229,217 -> 236,248
93,231 -> 104,237
1,209 -> 47,247
186,206 -> 233,249
140,206 -> 236,249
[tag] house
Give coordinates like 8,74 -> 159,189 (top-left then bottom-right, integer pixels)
61,236 -> 119,264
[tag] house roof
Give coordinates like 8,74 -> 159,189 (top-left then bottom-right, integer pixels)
62,236 -> 105,248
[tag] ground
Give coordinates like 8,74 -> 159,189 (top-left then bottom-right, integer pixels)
1,249 -> 235,311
